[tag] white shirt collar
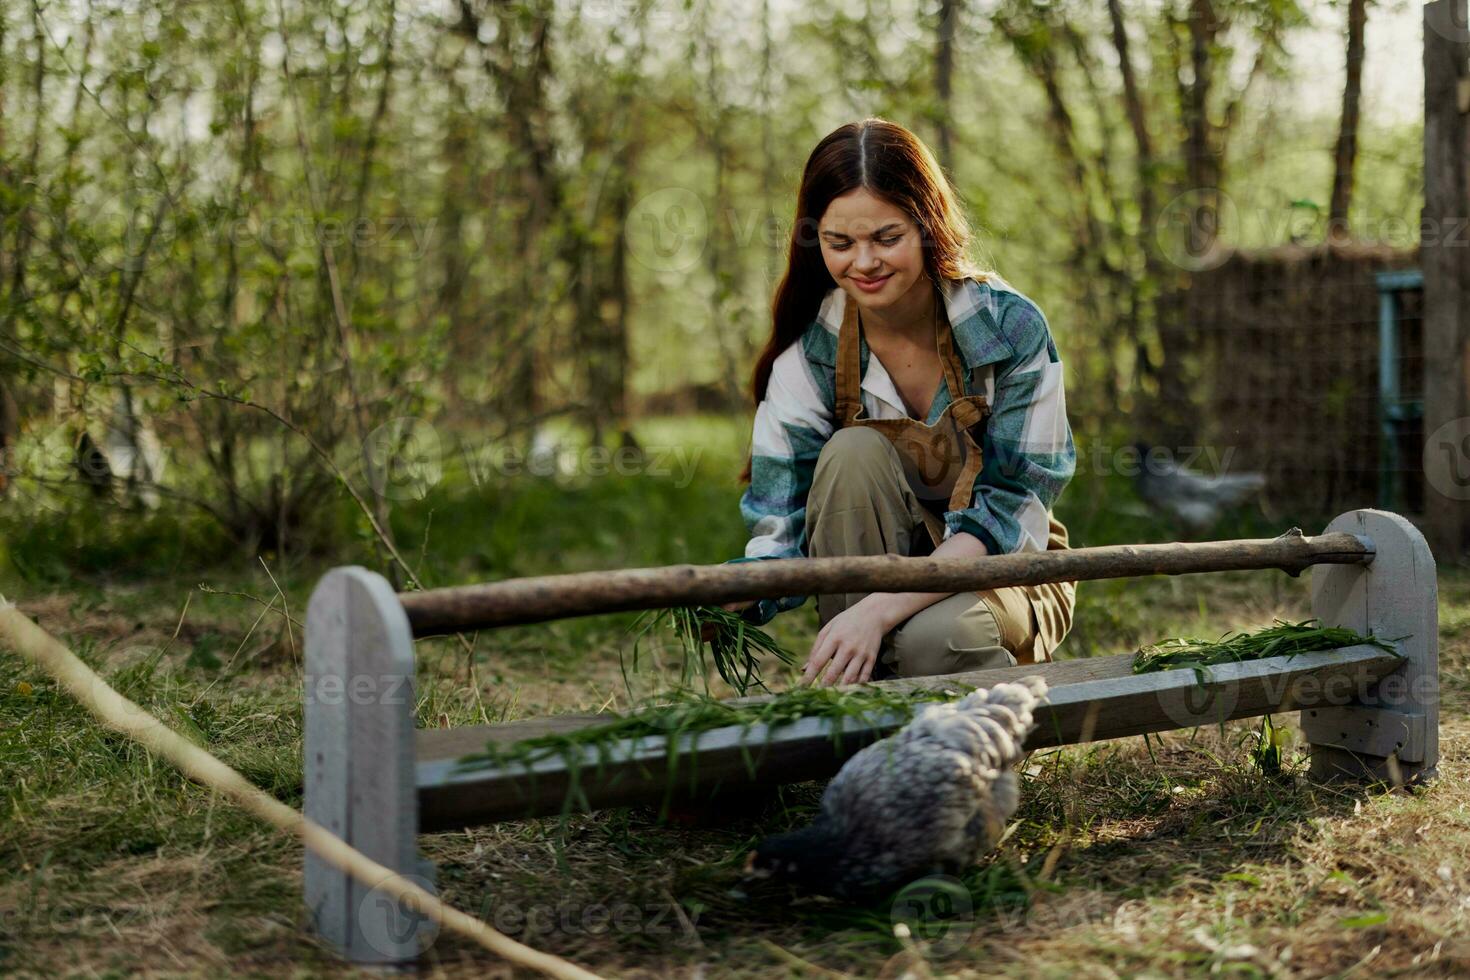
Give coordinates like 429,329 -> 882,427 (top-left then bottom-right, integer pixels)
817,282 -> 966,420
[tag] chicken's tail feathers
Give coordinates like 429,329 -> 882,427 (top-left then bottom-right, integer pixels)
960,676 -> 1048,720
956,676 -> 1049,767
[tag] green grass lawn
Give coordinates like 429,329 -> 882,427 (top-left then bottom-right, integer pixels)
1,414 -> 1467,977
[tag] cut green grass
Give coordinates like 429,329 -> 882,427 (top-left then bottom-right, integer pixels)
1131,619 -> 1399,676
451,682 -> 977,826
456,683 -> 973,776
625,604 -> 794,696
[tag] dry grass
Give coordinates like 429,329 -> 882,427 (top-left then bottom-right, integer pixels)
2,558 -> 1467,978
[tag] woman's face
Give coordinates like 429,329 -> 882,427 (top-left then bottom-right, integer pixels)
817,188 -> 928,312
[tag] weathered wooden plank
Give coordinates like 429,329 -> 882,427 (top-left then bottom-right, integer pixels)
416,713 -> 610,764
414,654 -> 1148,767
415,645 -> 1401,832
1303,704 -> 1420,760
398,532 -> 1373,636
1305,509 -> 1439,783
304,567 -> 430,963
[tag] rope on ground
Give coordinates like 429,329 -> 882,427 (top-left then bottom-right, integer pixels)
0,598 -> 603,980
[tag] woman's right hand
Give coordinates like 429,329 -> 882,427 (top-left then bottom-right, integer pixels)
701,600 -> 756,642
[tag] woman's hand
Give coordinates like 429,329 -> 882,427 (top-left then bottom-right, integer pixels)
700,600 -> 756,642
803,596 -> 895,686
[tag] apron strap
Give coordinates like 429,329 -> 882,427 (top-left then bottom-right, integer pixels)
945,427 -> 986,515
836,282 -> 968,427
932,285 -> 970,406
835,293 -> 863,427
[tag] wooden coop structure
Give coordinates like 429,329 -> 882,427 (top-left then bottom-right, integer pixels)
303,509 -> 1438,964
1178,244 -> 1423,525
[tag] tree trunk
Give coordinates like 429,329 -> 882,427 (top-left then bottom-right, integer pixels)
1107,0 -> 1161,390
457,0 -> 567,439
0,380 -> 15,496
759,0 -> 779,294
1421,0 -> 1470,560
439,76 -> 472,406
1152,1 -> 1223,446
1328,0 -> 1367,237
694,0 -> 747,412
933,0 -> 959,174
607,162 -> 635,444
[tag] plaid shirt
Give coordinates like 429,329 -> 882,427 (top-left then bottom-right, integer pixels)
730,273 -> 1075,625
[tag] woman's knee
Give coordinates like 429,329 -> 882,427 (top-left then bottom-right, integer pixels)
806,428 -> 911,543
811,427 -> 898,494
883,593 -> 1017,678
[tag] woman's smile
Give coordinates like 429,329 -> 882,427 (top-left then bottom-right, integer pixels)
851,273 -> 893,293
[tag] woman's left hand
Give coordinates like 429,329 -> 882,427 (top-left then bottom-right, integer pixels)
802,597 -> 894,686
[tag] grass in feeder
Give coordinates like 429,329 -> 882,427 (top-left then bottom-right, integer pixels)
1132,618 -> 1399,676
460,684 -> 970,772
623,604 -> 794,696
455,683 -> 974,820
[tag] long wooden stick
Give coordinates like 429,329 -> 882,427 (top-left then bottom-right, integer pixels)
399,530 -> 1373,636
0,601 -> 604,980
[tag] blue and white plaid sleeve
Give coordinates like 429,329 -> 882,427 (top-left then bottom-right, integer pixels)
943,291 -> 1075,554
727,341 -> 834,625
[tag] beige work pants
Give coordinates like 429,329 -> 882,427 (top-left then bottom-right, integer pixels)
804,427 -> 1026,679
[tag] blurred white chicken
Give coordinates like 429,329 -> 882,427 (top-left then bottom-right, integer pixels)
744,677 -> 1046,898
72,393 -> 166,509
1131,440 -> 1265,535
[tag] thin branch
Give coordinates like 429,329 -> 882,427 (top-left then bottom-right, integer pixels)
196,583 -> 304,634
257,555 -> 298,661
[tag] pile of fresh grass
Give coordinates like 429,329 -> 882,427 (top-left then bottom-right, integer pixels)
1132,618 -> 1398,675
456,683 -> 972,781
624,604 -> 794,695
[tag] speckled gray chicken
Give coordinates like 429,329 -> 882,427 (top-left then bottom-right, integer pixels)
746,676 -> 1047,898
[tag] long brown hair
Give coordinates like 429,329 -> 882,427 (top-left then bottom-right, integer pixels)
739,118 -> 988,483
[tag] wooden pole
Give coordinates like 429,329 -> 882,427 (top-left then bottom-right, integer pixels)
1422,0 -> 1470,562
0,601 -> 604,980
397,531 -> 1373,636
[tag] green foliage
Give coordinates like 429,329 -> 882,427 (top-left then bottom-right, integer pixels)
0,502 -> 234,588
0,0 -> 1426,563
1132,619 -> 1399,675
455,683 -> 973,797
1247,712 -> 1291,777
625,604 -> 794,696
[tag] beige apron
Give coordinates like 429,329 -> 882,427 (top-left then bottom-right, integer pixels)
833,283 -> 1075,664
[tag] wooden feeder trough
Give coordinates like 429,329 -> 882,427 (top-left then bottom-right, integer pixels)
302,508 -> 1439,963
